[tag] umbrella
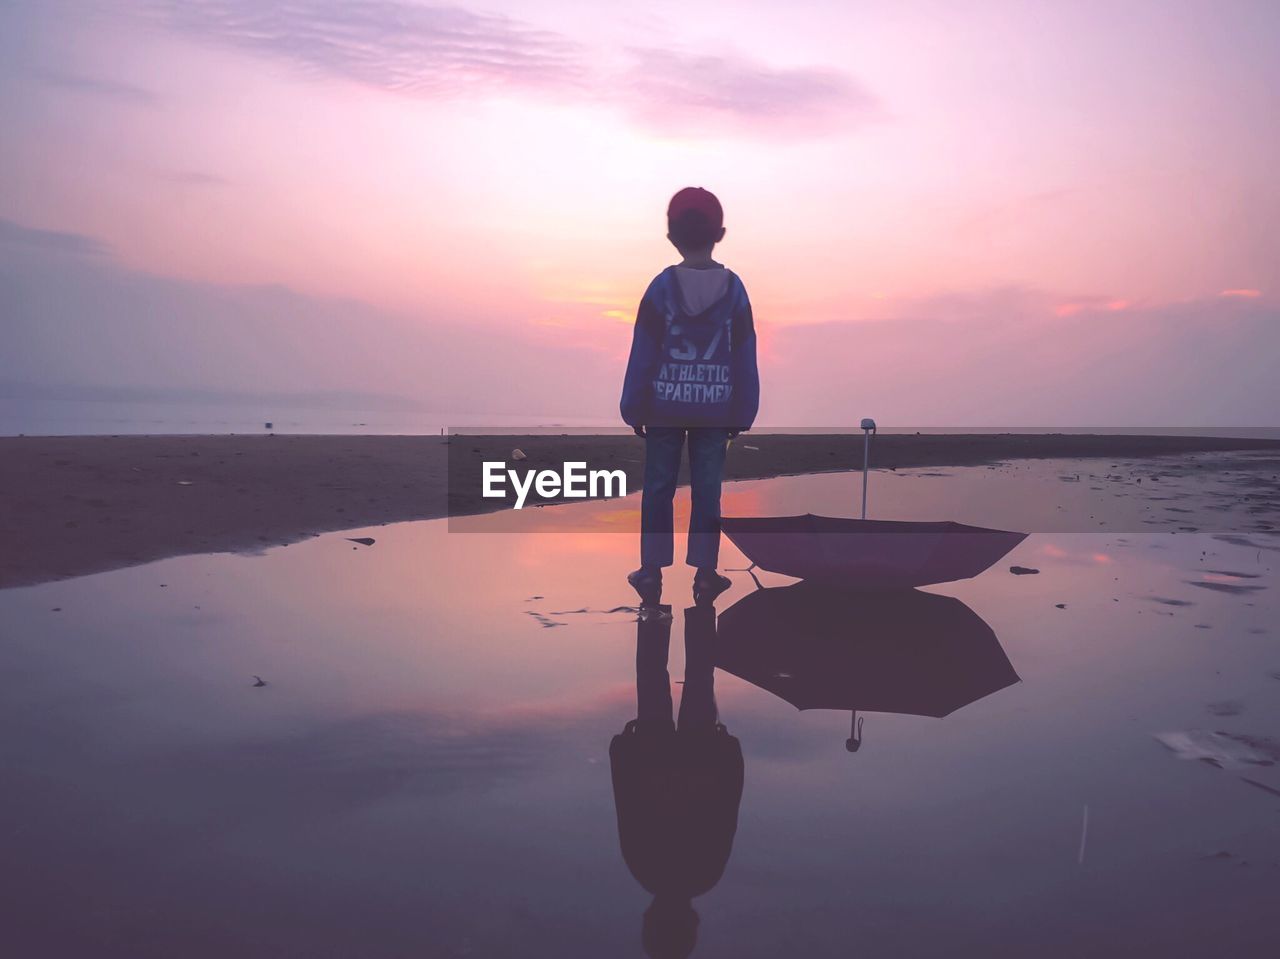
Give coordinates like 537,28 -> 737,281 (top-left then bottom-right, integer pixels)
714,580 -> 1019,720
720,514 -> 1026,589
721,418 -> 1026,589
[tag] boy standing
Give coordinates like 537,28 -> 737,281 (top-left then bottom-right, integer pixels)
620,187 -> 760,604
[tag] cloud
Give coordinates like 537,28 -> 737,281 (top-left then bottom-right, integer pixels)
154,0 -> 585,95
149,0 -> 874,136
768,289 -> 1280,425
0,217 -> 109,257
619,48 -> 878,134
11,217 -> 1269,427
0,217 -> 618,412
1053,295 -> 1134,317
0,381 -> 424,411
37,68 -> 157,104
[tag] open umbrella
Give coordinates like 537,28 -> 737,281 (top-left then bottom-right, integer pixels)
720,514 -> 1026,589
714,580 -> 1019,739
721,419 -> 1026,589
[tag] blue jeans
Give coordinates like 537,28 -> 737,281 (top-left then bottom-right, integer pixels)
641,427 -> 730,569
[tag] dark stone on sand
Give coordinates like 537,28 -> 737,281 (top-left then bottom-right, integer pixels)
346,537 -> 376,546
1010,566 -> 1040,575
1241,778 -> 1280,799
1202,850 -> 1236,860
1187,581 -> 1267,595
1055,603 -> 1067,609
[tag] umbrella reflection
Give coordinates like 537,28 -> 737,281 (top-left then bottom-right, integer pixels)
715,581 -> 1020,751
610,604 -> 744,959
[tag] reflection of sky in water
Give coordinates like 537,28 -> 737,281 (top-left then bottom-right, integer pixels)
1,460 -> 1278,956
453,449 -> 1280,535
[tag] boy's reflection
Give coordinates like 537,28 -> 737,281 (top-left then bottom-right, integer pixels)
610,604 -> 744,959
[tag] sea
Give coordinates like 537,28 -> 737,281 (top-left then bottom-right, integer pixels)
2,397 -> 1276,439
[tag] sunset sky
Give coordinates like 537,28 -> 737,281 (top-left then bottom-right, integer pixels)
3,0 -> 1278,426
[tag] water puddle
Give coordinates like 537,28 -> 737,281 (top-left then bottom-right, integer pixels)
2,454 -> 1278,956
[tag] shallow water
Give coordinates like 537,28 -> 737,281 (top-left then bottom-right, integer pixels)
2,456 -> 1278,957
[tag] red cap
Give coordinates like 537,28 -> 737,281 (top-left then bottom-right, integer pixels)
667,187 -> 723,229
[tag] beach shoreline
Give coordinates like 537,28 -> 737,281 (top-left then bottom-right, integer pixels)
4,431 -> 1279,589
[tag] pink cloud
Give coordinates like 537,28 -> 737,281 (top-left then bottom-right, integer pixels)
152,1 -> 875,137
619,48 -> 879,135
157,0 -> 587,95
1054,296 -> 1135,317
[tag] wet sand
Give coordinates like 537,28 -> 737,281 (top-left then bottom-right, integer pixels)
1,465 -> 1276,956
3,432 -> 1279,588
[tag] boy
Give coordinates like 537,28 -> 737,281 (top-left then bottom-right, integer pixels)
620,187 -> 760,605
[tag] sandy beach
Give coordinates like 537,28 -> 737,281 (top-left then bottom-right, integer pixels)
3,432 -> 1279,589
3,452 -> 1277,956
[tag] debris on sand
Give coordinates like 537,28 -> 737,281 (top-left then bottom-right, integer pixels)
1241,777 -> 1280,799
346,537 -> 376,546
1186,581 -> 1267,595
1212,534 -> 1280,552
1010,566 -> 1040,575
522,605 -> 649,625
252,675 -> 267,687
1154,730 -> 1279,768
512,448 -> 527,461
1206,700 -> 1244,717
1055,603 -> 1067,609
545,605 -> 648,620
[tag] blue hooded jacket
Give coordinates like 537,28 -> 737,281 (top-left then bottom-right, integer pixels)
620,266 -> 759,430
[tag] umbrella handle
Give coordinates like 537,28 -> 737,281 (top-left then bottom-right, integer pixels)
860,419 -> 876,520
845,712 -> 864,753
